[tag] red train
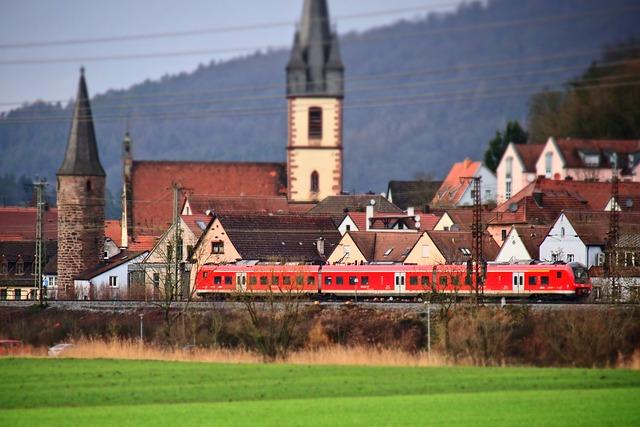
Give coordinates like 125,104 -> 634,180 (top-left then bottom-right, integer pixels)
195,262 -> 592,300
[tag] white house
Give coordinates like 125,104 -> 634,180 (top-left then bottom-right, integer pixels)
495,143 -> 543,203
539,212 -> 606,268
74,251 -> 148,300
495,225 -> 549,262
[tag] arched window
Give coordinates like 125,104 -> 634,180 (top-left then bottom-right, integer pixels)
310,171 -> 319,193
308,107 -> 322,139
86,179 -> 92,192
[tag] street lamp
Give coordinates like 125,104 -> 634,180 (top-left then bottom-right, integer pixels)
139,313 -> 144,344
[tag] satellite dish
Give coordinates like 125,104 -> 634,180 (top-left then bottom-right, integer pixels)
415,221 -> 421,229
370,199 -> 376,206
626,198 -> 634,208
508,203 -> 518,213
414,215 -> 421,222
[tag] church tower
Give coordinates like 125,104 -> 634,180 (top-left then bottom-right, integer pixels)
286,0 -> 344,203
56,68 -> 106,296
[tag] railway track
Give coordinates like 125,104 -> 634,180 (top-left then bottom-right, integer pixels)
0,300 -> 632,312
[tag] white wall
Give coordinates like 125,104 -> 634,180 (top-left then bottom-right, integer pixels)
338,215 -> 360,235
539,214 -> 587,265
74,253 -> 147,300
457,165 -> 497,206
495,228 -> 532,262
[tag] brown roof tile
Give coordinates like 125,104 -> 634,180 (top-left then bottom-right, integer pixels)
513,144 -> 544,173
387,180 -> 443,210
432,158 -> 481,206
185,195 -> 290,216
345,232 -> 421,263
0,207 -> 57,241
308,195 -> 402,215
556,139 -> 640,173
130,161 -> 286,238
428,231 -> 499,263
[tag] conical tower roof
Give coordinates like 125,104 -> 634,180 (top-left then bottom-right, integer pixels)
57,68 -> 105,177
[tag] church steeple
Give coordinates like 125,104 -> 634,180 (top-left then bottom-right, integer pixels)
286,0 -> 344,97
57,67 -> 105,177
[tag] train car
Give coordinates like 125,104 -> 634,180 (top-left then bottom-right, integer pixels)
195,262 -> 591,300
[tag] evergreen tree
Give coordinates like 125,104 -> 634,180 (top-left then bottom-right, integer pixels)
483,121 -> 528,172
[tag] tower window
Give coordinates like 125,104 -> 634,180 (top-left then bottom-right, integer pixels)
86,180 -> 92,192
311,171 -> 319,193
309,107 -> 322,139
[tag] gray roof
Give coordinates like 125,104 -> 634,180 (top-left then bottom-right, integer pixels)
308,195 -> 403,215
387,180 -> 443,210
57,68 -> 105,177
287,0 -> 344,97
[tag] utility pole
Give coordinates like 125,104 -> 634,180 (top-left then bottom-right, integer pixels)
33,178 -> 48,306
172,183 -> 182,301
460,176 -> 484,302
606,172 -> 620,302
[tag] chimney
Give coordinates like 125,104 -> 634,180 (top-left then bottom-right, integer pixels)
316,237 -> 325,257
365,205 -> 374,231
406,207 -> 415,217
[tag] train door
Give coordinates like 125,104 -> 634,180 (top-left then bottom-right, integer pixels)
394,272 -> 406,294
236,272 -> 247,291
512,272 -> 524,294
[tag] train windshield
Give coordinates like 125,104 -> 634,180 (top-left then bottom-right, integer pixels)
569,263 -> 589,284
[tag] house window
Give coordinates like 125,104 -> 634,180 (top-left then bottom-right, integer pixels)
343,245 -> 351,255
152,273 -> 160,289
308,107 -> 322,139
109,276 -> 118,288
310,171 -> 319,193
176,239 -> 183,261
545,152 -> 553,178
167,243 -> 174,261
0,260 -> 7,275
361,276 -> 369,285
421,245 -> 429,258
345,224 -> 351,232
551,253 -> 559,262
16,258 -> 24,275
211,241 -> 224,255
501,229 -> 507,242
567,254 -> 574,262
14,289 -> 21,300
505,181 -> 512,200
86,180 -> 92,192
0,289 -> 6,300
560,227 -> 565,238
186,245 -> 194,260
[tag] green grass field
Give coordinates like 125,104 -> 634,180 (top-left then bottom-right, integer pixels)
0,359 -> 639,426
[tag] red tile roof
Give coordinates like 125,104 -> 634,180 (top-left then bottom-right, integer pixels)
346,232 -> 421,263
492,178 -> 640,225
432,158 -> 481,206
511,225 -> 550,260
563,211 -> 640,246
443,208 -> 497,231
556,139 -> 640,173
0,207 -> 57,241
130,161 -> 286,238
104,220 -> 121,247
343,212 -> 367,230
418,213 -> 442,231
513,144 -> 544,173
128,235 -> 157,252
215,213 -> 341,263
428,231 -> 500,264
184,195 -> 290,216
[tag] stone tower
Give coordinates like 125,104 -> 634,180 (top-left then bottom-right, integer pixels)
56,68 -> 106,296
286,0 -> 344,203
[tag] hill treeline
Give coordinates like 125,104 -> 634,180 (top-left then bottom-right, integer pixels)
1,0 -> 639,217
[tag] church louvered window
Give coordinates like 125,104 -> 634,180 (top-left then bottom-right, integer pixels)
311,171 -> 319,193
309,107 -> 322,139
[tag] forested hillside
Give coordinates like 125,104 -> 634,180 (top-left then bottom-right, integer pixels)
1,0 -> 639,217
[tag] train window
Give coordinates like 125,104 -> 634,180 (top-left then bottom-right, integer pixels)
249,276 -> 257,285
272,276 -> 280,286
283,276 -> 291,285
324,276 -> 332,285
541,276 -> 549,285
296,276 -> 304,285
439,276 -> 448,286
349,276 -> 358,285
556,271 -> 562,279
529,276 -> 537,285
307,276 -> 316,285
409,276 -> 418,285
361,276 -> 369,285
421,276 -> 430,286
260,276 -> 268,285
225,276 -> 233,285
452,276 -> 460,286
214,276 -> 222,285
336,276 -> 344,285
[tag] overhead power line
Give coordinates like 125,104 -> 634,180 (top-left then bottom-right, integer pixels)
1,76 -> 638,125
0,5 -> 636,66
0,2 -> 462,49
